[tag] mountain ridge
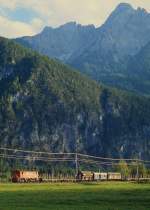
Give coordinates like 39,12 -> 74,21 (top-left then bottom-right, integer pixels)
15,3 -> 150,95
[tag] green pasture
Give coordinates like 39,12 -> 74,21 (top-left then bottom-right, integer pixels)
0,182 -> 149,210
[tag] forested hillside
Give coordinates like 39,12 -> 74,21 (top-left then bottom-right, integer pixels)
0,37 -> 150,159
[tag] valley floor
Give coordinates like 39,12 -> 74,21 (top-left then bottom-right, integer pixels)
0,182 -> 149,210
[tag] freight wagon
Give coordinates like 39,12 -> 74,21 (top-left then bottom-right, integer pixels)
77,171 -> 121,181
107,172 -> 122,180
94,172 -> 108,181
77,171 -> 94,181
11,170 -> 42,183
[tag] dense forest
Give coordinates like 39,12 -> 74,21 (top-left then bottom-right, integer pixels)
0,37 -> 150,165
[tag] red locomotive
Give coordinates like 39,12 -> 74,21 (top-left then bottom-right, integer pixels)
11,170 -> 42,183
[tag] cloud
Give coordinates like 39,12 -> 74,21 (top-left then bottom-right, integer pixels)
0,15 -> 43,38
0,0 -> 150,37
0,0 -> 17,10
30,18 -> 44,32
47,0 -> 150,27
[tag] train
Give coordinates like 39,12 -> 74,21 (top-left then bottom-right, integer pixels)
11,170 -> 121,182
76,171 -> 122,181
11,170 -> 42,183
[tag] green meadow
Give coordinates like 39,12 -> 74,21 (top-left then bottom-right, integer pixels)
0,182 -> 149,210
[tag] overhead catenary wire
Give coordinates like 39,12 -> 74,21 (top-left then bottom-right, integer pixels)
78,153 -> 150,164
0,154 -> 75,162
0,153 -> 149,167
78,159 -> 141,166
0,147 -> 150,164
78,153 -> 141,162
0,147 -> 75,156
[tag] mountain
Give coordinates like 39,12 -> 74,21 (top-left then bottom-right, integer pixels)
16,22 -> 97,62
125,41 -> 150,95
16,3 -> 150,95
1,37 -> 150,159
69,3 -> 150,95
128,41 -> 150,78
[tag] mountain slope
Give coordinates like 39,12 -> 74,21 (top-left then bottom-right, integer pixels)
70,4 -> 150,90
124,41 -> 150,95
1,37 -> 150,159
16,22 -> 97,62
16,3 -> 150,95
129,41 -> 150,78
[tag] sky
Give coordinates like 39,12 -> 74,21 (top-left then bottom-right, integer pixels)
0,0 -> 150,38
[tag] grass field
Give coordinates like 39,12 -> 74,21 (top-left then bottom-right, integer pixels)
0,182 -> 150,210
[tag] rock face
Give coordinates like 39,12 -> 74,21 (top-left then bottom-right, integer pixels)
1,37 -> 150,159
98,3 -> 150,57
16,3 -> 150,95
69,3 -> 150,93
17,22 -> 97,62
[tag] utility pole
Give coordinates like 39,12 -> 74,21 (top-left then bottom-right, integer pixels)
136,159 -> 139,183
75,152 -> 78,175
75,136 -> 80,179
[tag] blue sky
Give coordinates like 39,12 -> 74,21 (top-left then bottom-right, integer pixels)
0,0 -> 150,38
4,7 -> 38,23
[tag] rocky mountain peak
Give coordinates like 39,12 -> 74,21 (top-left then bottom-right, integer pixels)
137,7 -> 148,13
115,3 -> 134,11
41,26 -> 53,34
